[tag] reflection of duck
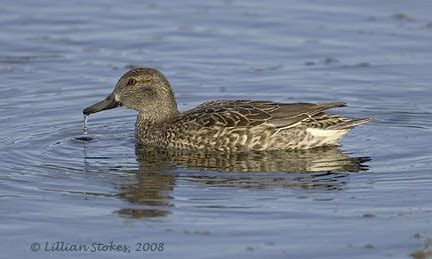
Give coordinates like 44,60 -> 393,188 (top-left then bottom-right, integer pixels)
113,146 -> 369,218
136,145 -> 369,173
115,171 -> 174,218
83,68 -> 370,150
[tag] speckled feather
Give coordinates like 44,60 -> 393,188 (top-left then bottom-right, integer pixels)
157,100 -> 370,151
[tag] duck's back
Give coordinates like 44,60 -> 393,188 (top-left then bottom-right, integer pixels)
162,100 -> 370,151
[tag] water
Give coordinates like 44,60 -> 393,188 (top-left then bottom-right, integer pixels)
1,0 -> 432,258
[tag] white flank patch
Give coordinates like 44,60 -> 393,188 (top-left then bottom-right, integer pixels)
306,128 -> 349,145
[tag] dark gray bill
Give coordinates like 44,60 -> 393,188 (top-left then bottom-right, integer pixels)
83,93 -> 121,115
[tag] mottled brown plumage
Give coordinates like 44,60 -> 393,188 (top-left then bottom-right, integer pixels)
83,68 -> 371,151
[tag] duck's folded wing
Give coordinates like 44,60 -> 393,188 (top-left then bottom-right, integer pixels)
178,100 -> 346,129
268,101 -> 346,128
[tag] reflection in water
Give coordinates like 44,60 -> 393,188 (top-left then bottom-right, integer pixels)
112,146 -> 369,218
136,146 -> 369,173
115,171 -> 175,218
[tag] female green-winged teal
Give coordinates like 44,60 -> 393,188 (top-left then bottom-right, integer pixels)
83,68 -> 370,151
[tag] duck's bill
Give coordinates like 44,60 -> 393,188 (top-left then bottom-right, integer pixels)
83,93 -> 121,115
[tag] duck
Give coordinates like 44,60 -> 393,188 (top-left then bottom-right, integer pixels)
83,68 -> 371,151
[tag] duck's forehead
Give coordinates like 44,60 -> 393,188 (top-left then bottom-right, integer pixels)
123,68 -> 163,79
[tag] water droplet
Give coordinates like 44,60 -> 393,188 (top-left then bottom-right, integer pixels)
83,114 -> 89,135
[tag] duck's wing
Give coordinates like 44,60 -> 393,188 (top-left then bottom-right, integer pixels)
177,100 -> 347,128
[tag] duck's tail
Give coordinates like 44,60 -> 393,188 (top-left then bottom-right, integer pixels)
326,117 -> 372,130
302,115 -> 371,147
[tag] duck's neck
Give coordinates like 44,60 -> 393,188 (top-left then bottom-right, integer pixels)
135,108 -> 180,145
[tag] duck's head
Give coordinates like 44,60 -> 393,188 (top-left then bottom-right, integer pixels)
83,68 -> 178,119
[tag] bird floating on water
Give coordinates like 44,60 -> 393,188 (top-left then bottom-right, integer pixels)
83,68 -> 371,151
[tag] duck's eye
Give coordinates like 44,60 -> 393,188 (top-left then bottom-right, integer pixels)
127,78 -> 137,85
